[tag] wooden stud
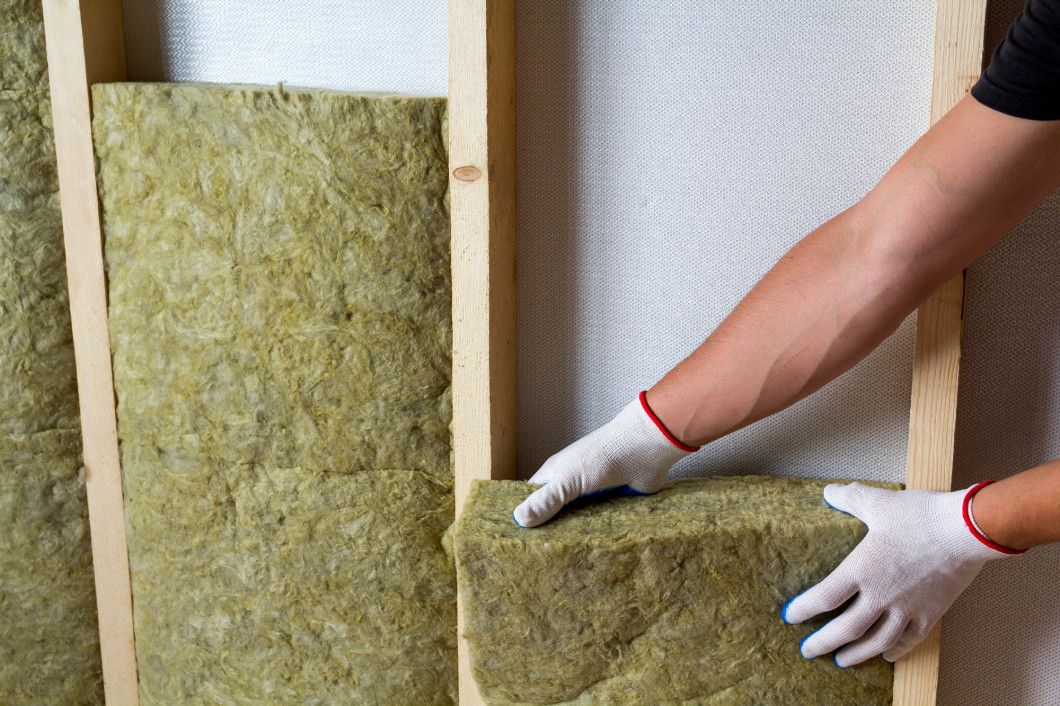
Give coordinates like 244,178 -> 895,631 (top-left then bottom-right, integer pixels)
40,1 -> 138,704
449,0 -> 517,703
894,1 -> 987,704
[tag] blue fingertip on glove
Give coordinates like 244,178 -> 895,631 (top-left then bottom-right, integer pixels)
823,495 -> 851,515
781,587 -> 811,625
799,633 -> 814,659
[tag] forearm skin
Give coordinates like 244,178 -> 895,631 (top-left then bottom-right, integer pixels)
647,95 -> 1060,448
648,205 -> 919,447
974,462 -> 1060,550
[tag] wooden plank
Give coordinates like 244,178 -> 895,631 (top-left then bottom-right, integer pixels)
449,0 -> 517,703
893,1 -> 987,704
40,2 -> 138,704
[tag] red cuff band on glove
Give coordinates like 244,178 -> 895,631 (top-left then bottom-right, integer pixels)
639,391 -> 701,453
962,481 -> 1027,555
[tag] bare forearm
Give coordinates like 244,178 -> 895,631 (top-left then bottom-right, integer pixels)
973,461 -> 1060,550
648,207 -> 923,446
648,96 -> 1060,447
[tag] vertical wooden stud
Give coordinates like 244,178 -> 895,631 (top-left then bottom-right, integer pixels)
894,1 -> 987,704
40,1 -> 138,703
450,0 -> 517,703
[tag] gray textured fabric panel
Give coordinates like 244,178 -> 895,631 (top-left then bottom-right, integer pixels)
939,193 -> 1060,704
515,1 -> 934,482
120,0 -> 446,96
937,3 -> 1060,704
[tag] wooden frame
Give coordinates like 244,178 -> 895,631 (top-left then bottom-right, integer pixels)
41,1 -> 139,704
449,1 -> 517,703
893,2 -> 988,704
38,0 -> 984,704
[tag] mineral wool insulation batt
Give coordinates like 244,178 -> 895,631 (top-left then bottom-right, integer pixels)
456,476 -> 898,705
0,0 -> 103,702
94,83 -> 454,704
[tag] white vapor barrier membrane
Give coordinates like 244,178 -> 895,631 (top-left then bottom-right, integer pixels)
121,0 -> 447,96
516,1 -> 935,482
936,5 -> 1060,703
938,192 -> 1060,706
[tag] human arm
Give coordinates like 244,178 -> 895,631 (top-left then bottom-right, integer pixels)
647,93 -> 1060,447
972,457 -> 1060,550
515,94 -> 1060,527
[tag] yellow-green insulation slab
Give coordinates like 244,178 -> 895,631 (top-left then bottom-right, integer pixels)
93,82 -> 454,703
0,0 -> 103,702
455,476 -> 898,705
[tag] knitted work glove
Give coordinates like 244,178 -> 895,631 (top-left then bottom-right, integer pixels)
783,481 -> 1025,667
513,392 -> 699,528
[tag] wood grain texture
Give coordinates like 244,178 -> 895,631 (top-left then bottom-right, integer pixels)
895,1 -> 987,704
450,0 -> 517,703
904,272 -> 967,495
40,2 -> 138,704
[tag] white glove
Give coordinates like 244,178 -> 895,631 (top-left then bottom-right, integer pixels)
513,392 -> 699,528
782,481 -> 1025,667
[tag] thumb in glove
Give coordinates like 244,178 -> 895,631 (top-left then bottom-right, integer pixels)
513,391 -> 699,528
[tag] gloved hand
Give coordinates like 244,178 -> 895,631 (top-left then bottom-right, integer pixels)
513,391 -> 699,528
783,481 -> 1025,667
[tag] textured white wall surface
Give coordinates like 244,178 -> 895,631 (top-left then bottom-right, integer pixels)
121,0 -> 447,95
939,193 -> 1060,706
515,1 -> 935,483
936,6 -> 1060,703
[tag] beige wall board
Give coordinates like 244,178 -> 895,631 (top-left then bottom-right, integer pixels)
40,1 -> 138,703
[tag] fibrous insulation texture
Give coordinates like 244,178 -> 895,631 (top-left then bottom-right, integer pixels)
456,476 -> 897,705
0,0 -> 103,702
94,82 -> 454,704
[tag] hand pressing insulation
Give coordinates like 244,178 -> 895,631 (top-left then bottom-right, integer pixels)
783,481 -> 1025,667
513,392 -> 699,527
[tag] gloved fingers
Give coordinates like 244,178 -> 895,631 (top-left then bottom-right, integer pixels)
882,618 -> 934,662
782,562 -> 858,625
622,474 -> 667,495
799,597 -> 880,660
834,610 -> 909,667
513,474 -> 581,528
823,482 -> 894,524
527,454 -> 558,486
882,638 -> 916,663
